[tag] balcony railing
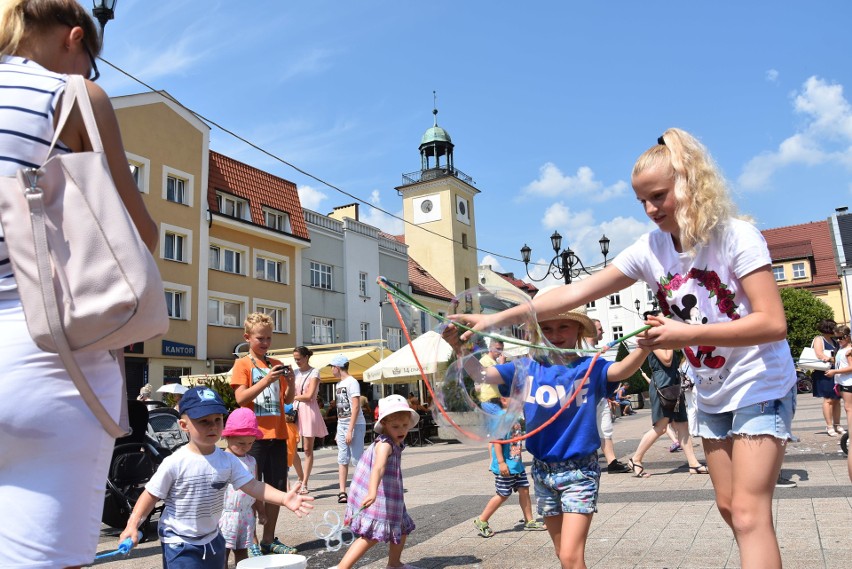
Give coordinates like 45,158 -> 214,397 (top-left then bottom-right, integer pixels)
402,166 -> 474,186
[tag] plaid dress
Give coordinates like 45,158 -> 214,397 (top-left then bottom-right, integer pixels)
344,434 -> 415,543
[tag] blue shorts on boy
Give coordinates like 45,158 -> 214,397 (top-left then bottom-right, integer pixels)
146,445 -> 254,564
496,356 -> 612,516
489,426 -> 529,497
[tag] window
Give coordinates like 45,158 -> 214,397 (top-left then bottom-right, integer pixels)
256,257 -> 284,283
792,262 -> 806,279
462,233 -> 468,249
163,366 -> 192,382
208,298 -> 242,327
126,152 -> 149,193
647,286 -> 654,301
164,232 -> 186,262
385,327 -> 402,351
360,322 -> 369,341
586,300 -> 596,309
609,293 -> 621,306
420,311 -> 428,335
165,290 -> 185,319
612,326 -> 624,340
166,175 -> 186,204
217,192 -> 249,220
209,245 -> 243,274
310,262 -> 333,290
311,317 -> 334,344
258,305 -> 288,333
162,167 -> 193,206
772,266 -> 786,281
359,272 -> 368,297
264,208 -> 291,233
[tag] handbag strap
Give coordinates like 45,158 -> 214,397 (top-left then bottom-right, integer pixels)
47,75 -> 105,157
23,78 -> 127,438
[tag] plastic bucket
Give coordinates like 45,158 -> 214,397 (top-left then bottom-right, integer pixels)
236,554 -> 308,569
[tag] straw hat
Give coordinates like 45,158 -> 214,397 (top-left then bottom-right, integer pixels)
536,285 -> 597,338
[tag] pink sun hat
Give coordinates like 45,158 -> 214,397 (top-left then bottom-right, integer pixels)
222,407 -> 263,439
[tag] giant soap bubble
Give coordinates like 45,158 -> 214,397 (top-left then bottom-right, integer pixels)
428,286 -> 542,446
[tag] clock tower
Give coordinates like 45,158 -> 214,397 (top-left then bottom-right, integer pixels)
397,102 -> 479,297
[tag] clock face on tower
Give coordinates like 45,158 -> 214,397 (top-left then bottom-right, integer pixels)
413,194 -> 441,224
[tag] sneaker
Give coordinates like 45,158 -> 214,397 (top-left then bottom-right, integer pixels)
835,425 -> 847,435
473,517 -> 494,538
248,543 -> 263,557
776,476 -> 797,488
826,426 -> 838,437
607,459 -> 632,474
260,537 -> 298,554
669,442 -> 682,452
524,519 -> 546,531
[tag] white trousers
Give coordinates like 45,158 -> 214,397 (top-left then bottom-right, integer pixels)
0,300 -> 122,567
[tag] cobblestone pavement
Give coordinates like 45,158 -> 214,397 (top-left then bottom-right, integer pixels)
91,395 -> 852,568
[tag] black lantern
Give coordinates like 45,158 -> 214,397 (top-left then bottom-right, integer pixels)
92,0 -> 118,42
634,299 -> 641,314
520,232 -> 610,285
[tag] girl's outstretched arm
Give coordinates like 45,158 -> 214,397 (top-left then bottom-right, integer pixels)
607,346 -> 650,382
361,441 -> 393,509
454,265 -> 635,341
637,266 -> 787,349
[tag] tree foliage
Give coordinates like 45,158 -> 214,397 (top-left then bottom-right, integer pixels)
616,342 -> 648,394
779,287 -> 834,362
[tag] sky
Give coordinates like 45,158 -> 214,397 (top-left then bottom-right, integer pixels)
97,1 -> 852,289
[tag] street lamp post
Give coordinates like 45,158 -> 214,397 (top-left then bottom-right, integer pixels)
634,299 -> 641,314
91,0 -> 118,43
520,232 -> 610,285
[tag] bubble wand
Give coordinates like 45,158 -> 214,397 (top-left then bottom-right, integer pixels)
377,277 -> 650,444
93,532 -> 142,560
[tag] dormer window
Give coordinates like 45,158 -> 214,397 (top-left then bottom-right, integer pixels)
263,207 -> 291,233
216,191 -> 249,221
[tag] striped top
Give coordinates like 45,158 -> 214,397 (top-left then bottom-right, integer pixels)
0,55 -> 70,299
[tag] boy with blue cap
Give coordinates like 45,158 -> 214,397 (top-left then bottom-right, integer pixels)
119,387 -> 313,568
330,354 -> 367,503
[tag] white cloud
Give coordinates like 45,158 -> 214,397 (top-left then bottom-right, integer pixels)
479,254 -> 505,273
541,203 -> 596,232
766,69 -> 779,83
359,190 -> 404,235
739,76 -> 852,190
522,163 -> 627,202
297,184 -> 327,210
278,48 -> 336,83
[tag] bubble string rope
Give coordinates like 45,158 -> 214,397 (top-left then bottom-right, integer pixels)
377,277 -> 651,445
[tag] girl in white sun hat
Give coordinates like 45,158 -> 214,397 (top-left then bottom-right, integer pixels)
333,394 -> 421,569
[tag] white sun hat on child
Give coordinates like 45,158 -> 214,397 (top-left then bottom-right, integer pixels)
374,394 -> 420,434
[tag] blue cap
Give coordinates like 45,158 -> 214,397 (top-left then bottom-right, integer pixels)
179,387 -> 227,419
329,354 -> 349,367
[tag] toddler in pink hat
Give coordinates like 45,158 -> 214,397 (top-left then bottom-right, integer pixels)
219,408 -> 265,563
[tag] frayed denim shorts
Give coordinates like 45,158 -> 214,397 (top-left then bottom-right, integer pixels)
697,387 -> 796,441
531,453 -> 600,516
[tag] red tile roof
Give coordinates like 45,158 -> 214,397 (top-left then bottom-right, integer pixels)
761,220 -> 839,289
208,151 -> 310,240
408,256 -> 454,301
495,271 -> 539,297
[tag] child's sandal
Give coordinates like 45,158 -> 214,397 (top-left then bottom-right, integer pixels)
688,464 -> 709,474
337,491 -> 348,503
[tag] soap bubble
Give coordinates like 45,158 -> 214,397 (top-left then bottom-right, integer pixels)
428,286 -> 541,445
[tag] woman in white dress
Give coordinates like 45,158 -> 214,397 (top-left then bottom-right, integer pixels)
292,346 -> 328,493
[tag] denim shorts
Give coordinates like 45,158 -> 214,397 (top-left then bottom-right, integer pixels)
531,453 -> 600,516
336,421 -> 366,466
697,387 -> 796,441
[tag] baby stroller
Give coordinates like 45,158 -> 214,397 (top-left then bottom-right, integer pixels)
102,400 -> 171,536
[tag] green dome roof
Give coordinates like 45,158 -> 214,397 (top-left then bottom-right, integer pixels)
421,125 -> 452,145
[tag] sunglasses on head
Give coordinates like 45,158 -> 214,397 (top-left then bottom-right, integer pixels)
55,18 -> 99,82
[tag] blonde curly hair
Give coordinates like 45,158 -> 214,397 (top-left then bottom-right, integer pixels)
244,312 -> 274,335
632,128 -> 738,254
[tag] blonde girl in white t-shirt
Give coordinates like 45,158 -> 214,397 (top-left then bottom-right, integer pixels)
455,128 -> 796,569
827,326 -> 852,482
